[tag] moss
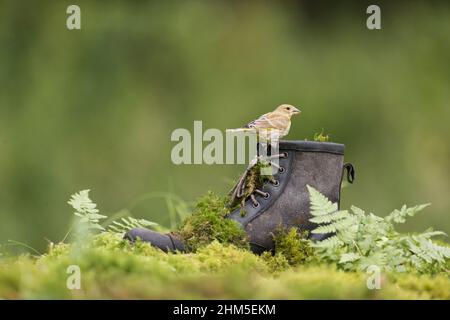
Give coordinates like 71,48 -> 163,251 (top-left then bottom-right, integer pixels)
271,227 -> 315,266
242,162 -> 272,197
228,161 -> 274,215
261,251 -> 291,273
314,129 -> 330,142
195,241 -> 267,273
260,228 -> 316,273
1,236 -> 449,299
176,192 -> 248,251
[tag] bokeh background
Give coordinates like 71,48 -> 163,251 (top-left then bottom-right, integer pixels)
1,0 -> 449,252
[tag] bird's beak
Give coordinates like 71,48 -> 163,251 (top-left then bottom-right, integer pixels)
292,107 -> 301,114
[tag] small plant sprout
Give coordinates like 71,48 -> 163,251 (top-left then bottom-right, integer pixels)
68,189 -> 107,231
314,129 -> 330,142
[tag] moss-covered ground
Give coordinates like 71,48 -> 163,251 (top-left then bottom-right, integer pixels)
0,232 -> 449,299
1,189 -> 449,299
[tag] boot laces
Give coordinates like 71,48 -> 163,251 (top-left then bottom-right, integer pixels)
229,152 -> 288,209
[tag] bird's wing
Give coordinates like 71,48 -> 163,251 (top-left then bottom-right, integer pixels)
244,112 -> 290,131
243,112 -> 270,128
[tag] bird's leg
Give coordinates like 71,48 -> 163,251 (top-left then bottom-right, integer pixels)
256,141 -> 270,164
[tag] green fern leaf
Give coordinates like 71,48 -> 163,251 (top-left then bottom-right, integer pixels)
309,210 -> 349,224
339,252 -> 360,264
68,189 -> 107,232
108,216 -> 159,234
385,203 -> 430,224
312,235 -> 342,248
312,224 -> 338,234
307,185 -> 338,216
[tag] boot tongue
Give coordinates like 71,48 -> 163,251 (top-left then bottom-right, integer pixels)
228,161 -> 273,210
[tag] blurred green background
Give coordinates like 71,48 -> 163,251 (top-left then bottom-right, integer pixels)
0,1 -> 449,252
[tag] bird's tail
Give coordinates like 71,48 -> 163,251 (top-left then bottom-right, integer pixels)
226,128 -> 256,133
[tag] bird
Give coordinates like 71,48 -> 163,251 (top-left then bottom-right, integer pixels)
227,104 -> 301,141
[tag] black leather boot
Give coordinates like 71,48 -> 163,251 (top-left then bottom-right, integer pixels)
124,228 -> 185,253
228,140 -> 353,254
125,140 -> 353,254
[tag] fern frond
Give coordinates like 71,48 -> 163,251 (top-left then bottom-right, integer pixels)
309,210 -> 349,224
385,203 -> 430,224
418,229 -> 447,239
68,190 -> 107,231
307,185 -> 338,216
307,188 -> 449,274
350,205 -> 366,217
312,235 -> 342,248
358,251 -> 387,271
332,216 -> 357,231
339,252 -> 360,264
108,217 -> 158,234
312,224 -> 338,234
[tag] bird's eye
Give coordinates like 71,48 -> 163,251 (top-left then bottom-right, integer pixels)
286,107 -> 290,110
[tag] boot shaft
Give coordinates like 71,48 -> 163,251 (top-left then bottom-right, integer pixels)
228,140 -> 347,253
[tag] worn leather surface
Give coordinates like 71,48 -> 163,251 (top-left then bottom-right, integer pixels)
229,141 -> 345,253
124,228 -> 185,253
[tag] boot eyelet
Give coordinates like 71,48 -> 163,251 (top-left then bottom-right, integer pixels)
271,180 -> 280,187
278,167 -> 285,174
263,192 -> 270,199
252,202 -> 260,208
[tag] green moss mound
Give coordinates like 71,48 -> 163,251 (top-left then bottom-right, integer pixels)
262,228 -> 315,272
176,192 -> 248,251
0,233 -> 449,299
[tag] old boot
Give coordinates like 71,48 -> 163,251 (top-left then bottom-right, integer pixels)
228,140 -> 353,254
124,228 -> 185,253
125,140 -> 353,254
